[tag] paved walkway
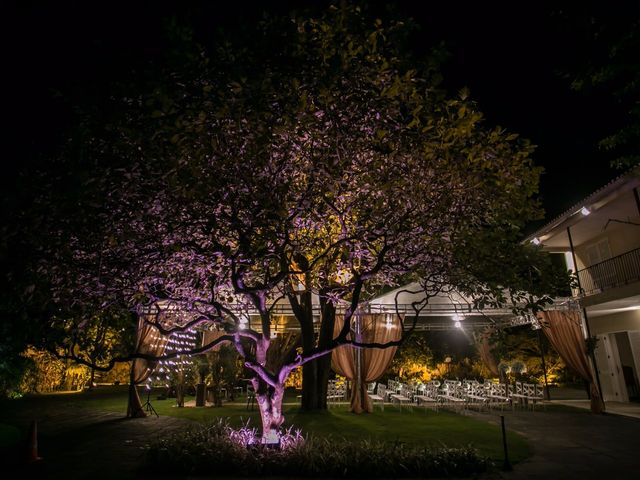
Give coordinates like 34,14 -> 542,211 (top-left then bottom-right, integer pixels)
551,398 -> 640,419
3,405 -> 193,479
470,405 -> 640,479
544,385 -> 640,419
471,386 -> 640,479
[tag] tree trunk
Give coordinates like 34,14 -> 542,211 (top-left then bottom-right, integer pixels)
195,383 -> 206,407
176,383 -> 185,407
212,384 -> 223,407
89,367 -> 96,389
63,359 -> 74,391
300,295 -> 335,411
301,356 -> 331,410
255,382 -> 285,444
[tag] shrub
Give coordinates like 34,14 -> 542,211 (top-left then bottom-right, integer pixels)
19,347 -> 67,393
19,346 -> 90,393
0,355 -> 30,398
144,419 -> 492,478
94,361 -> 131,385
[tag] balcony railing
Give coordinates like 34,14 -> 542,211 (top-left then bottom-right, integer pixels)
577,247 -> 640,296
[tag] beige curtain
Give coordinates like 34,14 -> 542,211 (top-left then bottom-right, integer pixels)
127,315 -> 169,417
537,310 -> 604,413
475,327 -> 500,377
331,313 -> 402,413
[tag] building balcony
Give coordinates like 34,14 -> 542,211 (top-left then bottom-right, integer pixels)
577,247 -> 640,297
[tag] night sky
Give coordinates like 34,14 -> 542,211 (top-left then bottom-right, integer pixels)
4,1 -> 630,226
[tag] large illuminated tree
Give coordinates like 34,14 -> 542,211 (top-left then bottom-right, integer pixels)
34,3 -> 565,438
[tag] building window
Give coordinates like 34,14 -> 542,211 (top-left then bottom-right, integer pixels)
584,238 -> 615,291
585,238 -> 612,267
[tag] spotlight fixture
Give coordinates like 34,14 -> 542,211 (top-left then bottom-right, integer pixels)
580,206 -> 591,216
531,237 -> 541,245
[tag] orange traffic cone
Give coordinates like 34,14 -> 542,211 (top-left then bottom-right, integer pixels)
26,420 -> 42,463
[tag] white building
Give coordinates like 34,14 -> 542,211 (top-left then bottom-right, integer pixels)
527,166 -> 640,402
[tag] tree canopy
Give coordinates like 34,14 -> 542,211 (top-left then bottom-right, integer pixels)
4,2 -> 568,431
559,3 -> 640,169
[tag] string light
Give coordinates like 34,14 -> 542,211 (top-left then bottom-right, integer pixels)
149,329 -> 198,391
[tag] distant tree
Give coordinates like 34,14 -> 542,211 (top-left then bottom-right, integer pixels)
388,332 -> 434,383
487,324 -> 567,386
0,217 -> 60,396
29,2 -> 566,440
558,3 -> 640,168
62,309 -> 135,388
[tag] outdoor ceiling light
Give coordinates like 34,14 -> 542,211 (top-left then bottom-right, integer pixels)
580,206 -> 591,216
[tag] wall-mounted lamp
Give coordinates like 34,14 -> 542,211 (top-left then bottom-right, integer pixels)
580,206 -> 591,216
531,237 -> 541,245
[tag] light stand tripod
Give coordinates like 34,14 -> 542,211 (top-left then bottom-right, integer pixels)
140,387 -> 158,418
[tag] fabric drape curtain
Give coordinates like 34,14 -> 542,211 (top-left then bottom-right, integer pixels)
127,315 -> 169,417
331,313 -> 402,413
475,327 -> 500,377
537,310 -> 604,413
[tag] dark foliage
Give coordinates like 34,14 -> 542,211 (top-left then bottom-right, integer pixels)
144,419 -> 492,478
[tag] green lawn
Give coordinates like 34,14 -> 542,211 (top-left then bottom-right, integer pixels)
1,385 -> 530,464
287,407 -> 530,461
